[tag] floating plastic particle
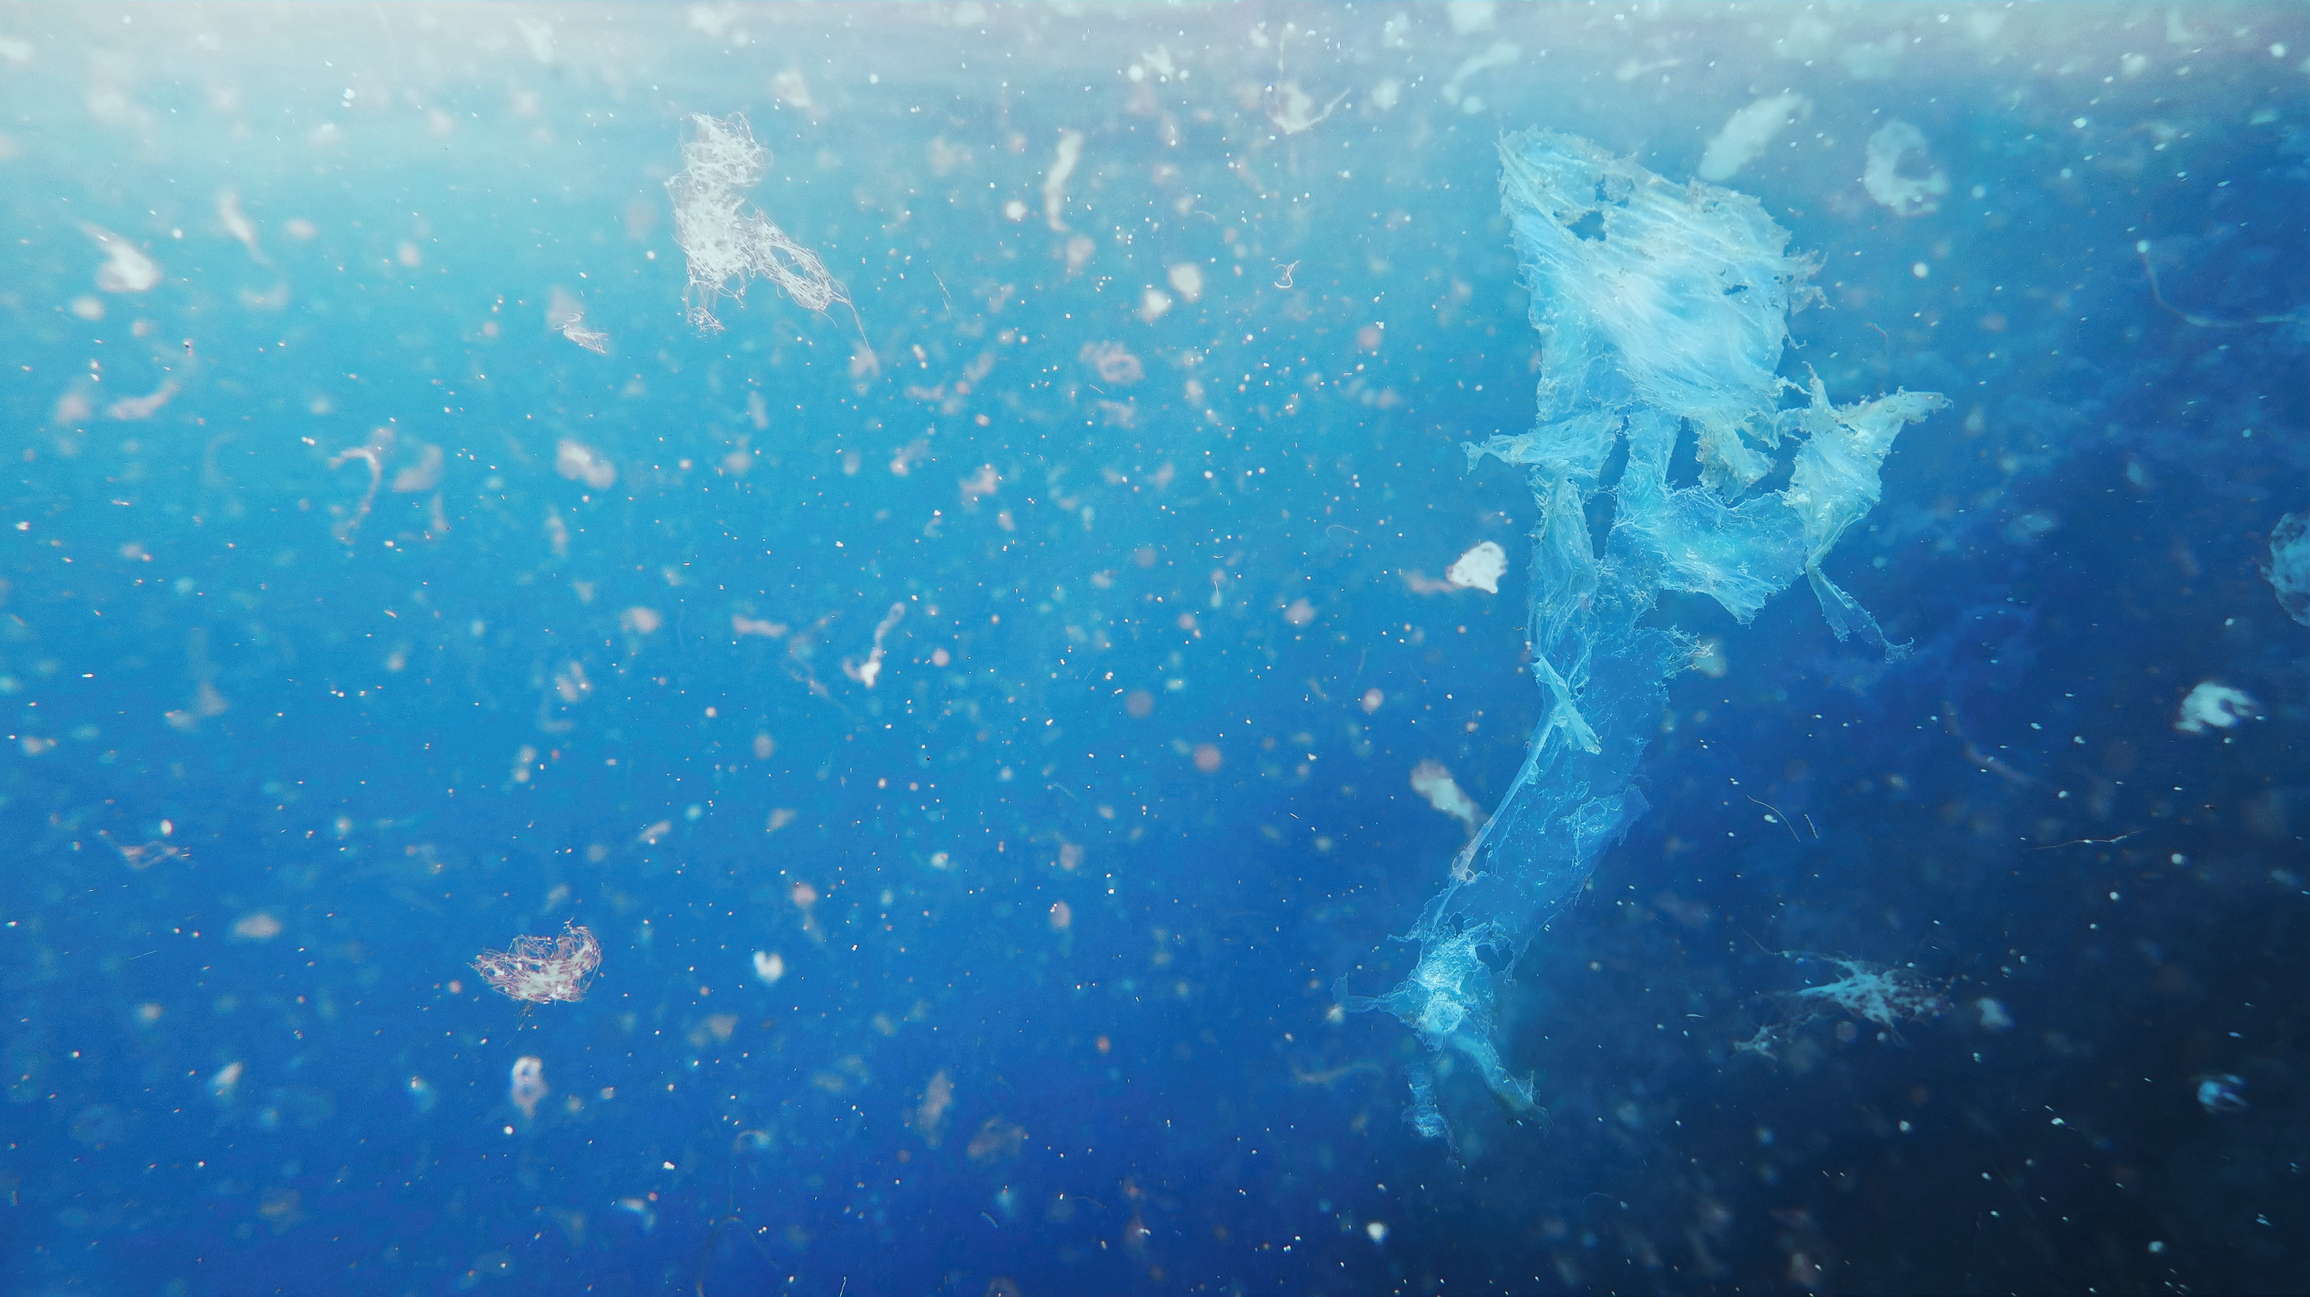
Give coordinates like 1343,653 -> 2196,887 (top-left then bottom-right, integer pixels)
665,113 -> 848,332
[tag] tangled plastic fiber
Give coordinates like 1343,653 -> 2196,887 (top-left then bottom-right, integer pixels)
666,113 -> 848,333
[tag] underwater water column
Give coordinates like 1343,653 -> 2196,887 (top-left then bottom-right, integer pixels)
1346,131 -> 1947,1138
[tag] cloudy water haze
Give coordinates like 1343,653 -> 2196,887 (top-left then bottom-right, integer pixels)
1,3 -> 2307,1293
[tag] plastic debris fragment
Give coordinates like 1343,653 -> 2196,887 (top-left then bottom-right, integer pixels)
509,1056 -> 548,1118
1861,120 -> 1948,217
1698,92 -> 1808,182
547,286 -> 610,354
2175,681 -> 2258,734
2265,511 -> 2310,627
665,113 -> 847,332
1787,957 -> 1948,1030
1410,760 -> 1487,840
82,222 -> 160,292
472,921 -> 602,1004
1444,541 -> 1508,593
1343,130 -> 1943,1134
2195,1073 -> 2248,1113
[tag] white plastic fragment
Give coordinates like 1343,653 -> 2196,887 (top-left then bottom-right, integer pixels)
82,223 -> 159,292
1443,540 -> 1507,593
1042,129 -> 1083,231
1410,760 -> 1487,838
1862,121 -> 1949,217
1698,92 -> 1809,182
2175,681 -> 2258,733
841,603 -> 907,688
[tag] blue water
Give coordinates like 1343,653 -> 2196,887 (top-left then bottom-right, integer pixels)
3,5 -> 2306,1294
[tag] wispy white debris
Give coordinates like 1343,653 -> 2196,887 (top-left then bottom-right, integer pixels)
547,286 -> 610,354
1698,93 -> 1809,182
1862,121 -> 1948,217
83,223 -> 159,292
1441,42 -> 1520,111
1410,760 -> 1487,837
2176,681 -> 2258,733
1268,82 -> 1349,135
217,189 -> 267,264
1042,130 -> 1084,231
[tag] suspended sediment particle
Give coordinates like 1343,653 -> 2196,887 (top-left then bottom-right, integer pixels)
665,113 -> 847,332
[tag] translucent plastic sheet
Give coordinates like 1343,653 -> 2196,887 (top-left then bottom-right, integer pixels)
2267,511 -> 2310,627
1346,131 -> 1945,1137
